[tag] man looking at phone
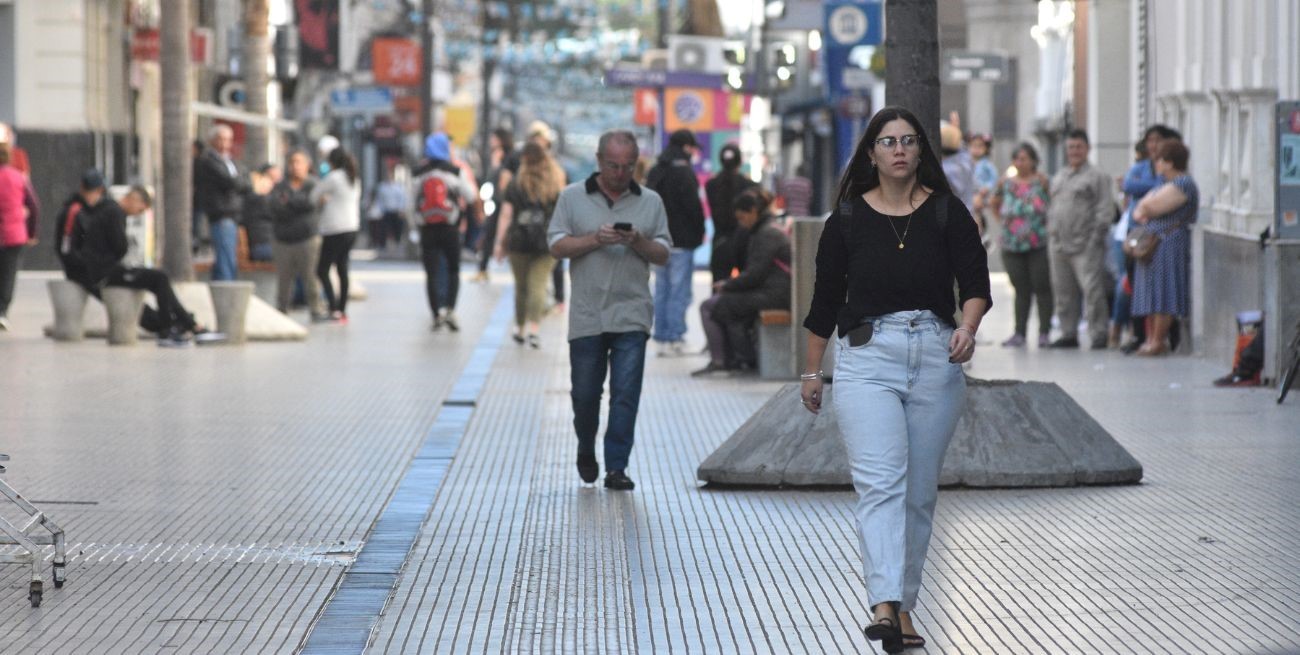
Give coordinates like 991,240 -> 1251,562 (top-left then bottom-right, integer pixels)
548,130 -> 671,491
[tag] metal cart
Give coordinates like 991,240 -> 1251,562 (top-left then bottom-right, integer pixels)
0,455 -> 67,607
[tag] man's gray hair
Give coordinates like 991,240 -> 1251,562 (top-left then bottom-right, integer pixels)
207,124 -> 233,142
597,130 -> 639,159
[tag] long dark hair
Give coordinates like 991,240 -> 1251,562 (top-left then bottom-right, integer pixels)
327,147 -> 358,185
834,105 -> 951,207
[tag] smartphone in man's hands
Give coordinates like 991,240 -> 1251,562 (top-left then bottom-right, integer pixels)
613,222 -> 633,232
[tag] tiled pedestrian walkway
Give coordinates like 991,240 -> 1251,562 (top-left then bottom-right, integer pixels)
0,265 -> 1296,654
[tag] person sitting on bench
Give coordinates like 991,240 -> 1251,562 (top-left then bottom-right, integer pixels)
56,169 -> 224,347
692,189 -> 792,376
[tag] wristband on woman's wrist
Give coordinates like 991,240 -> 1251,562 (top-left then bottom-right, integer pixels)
955,326 -> 976,336
800,371 -> 823,380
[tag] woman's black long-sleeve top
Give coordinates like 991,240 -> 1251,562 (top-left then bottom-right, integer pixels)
802,192 -> 992,338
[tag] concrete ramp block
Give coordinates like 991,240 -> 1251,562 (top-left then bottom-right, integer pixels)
698,378 -> 1143,489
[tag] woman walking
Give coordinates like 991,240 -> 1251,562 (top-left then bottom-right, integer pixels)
493,142 -> 563,347
800,106 -> 991,653
311,147 -> 361,322
1131,141 -> 1197,356
0,142 -> 37,330
989,143 -> 1054,348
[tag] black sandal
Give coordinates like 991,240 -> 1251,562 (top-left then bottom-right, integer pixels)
863,602 -> 904,653
901,632 -> 926,649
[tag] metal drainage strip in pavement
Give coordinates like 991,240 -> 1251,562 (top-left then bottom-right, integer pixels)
299,296 -> 512,654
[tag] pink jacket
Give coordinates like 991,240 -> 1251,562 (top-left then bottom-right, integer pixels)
0,166 -> 32,246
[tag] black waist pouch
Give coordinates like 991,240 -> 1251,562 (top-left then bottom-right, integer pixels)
846,320 -> 875,347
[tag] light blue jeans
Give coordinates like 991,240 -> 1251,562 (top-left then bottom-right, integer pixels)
832,310 -> 966,611
653,247 -> 695,343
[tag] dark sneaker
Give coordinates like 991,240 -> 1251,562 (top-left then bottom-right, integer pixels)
690,362 -> 732,378
1047,337 -> 1080,349
576,452 -> 599,483
156,329 -> 192,348
1213,373 -> 1261,387
604,470 -> 635,491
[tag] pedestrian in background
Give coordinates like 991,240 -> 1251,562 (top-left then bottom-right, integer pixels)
412,132 -> 476,331
692,188 -> 790,377
645,128 -> 706,357
193,124 -> 248,281
269,150 -> 325,318
0,123 -> 30,177
703,143 -> 756,283
777,162 -> 813,217
311,147 -> 361,323
1116,124 -> 1182,353
242,163 -> 278,262
60,174 -> 223,346
1046,129 -> 1115,349
475,127 -> 515,281
548,129 -> 670,491
989,143 -> 1054,348
939,118 -> 975,214
494,142 -> 564,348
525,121 -> 570,312
1131,141 -> 1198,356
800,106 -> 990,654
969,133 -> 998,236
369,165 -> 408,253
0,141 -> 38,330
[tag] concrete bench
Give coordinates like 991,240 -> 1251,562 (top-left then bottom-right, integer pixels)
757,309 -> 794,380
46,280 -> 89,342
102,287 -> 146,345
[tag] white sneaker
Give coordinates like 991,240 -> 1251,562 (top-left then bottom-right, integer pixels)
670,340 -> 687,357
0,316 -> 9,331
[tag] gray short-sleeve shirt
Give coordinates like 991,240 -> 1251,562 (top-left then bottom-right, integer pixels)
548,175 -> 672,341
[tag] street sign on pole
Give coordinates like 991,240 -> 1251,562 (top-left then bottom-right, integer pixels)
329,87 -> 394,114
943,52 -> 1009,83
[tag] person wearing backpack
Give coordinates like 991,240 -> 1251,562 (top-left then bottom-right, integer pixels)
800,106 -> 990,653
493,142 -> 564,347
412,132 -> 476,331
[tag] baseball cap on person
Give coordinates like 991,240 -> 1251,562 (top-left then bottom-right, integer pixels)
668,129 -> 699,148
425,132 -> 451,161
719,144 -> 741,166
81,168 -> 105,190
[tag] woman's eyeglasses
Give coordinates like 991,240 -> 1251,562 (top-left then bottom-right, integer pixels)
873,134 -> 920,150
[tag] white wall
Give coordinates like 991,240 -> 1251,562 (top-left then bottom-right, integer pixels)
12,0 -> 129,133
964,0 -> 1041,168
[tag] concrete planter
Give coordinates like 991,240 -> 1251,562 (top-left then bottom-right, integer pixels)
102,287 -> 145,345
208,281 -> 254,344
47,280 -> 89,342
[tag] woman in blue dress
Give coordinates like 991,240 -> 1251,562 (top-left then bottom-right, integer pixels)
1131,141 -> 1197,356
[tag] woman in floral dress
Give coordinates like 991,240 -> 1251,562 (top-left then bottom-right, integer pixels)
990,143 -> 1053,347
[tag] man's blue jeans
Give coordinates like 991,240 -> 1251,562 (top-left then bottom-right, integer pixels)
210,218 -> 238,281
569,331 -> 648,473
653,247 -> 695,342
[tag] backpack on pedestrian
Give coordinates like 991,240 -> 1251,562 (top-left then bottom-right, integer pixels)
415,171 -> 463,226
506,201 -> 554,255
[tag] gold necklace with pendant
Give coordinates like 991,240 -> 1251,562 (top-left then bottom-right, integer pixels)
885,209 -> 915,250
